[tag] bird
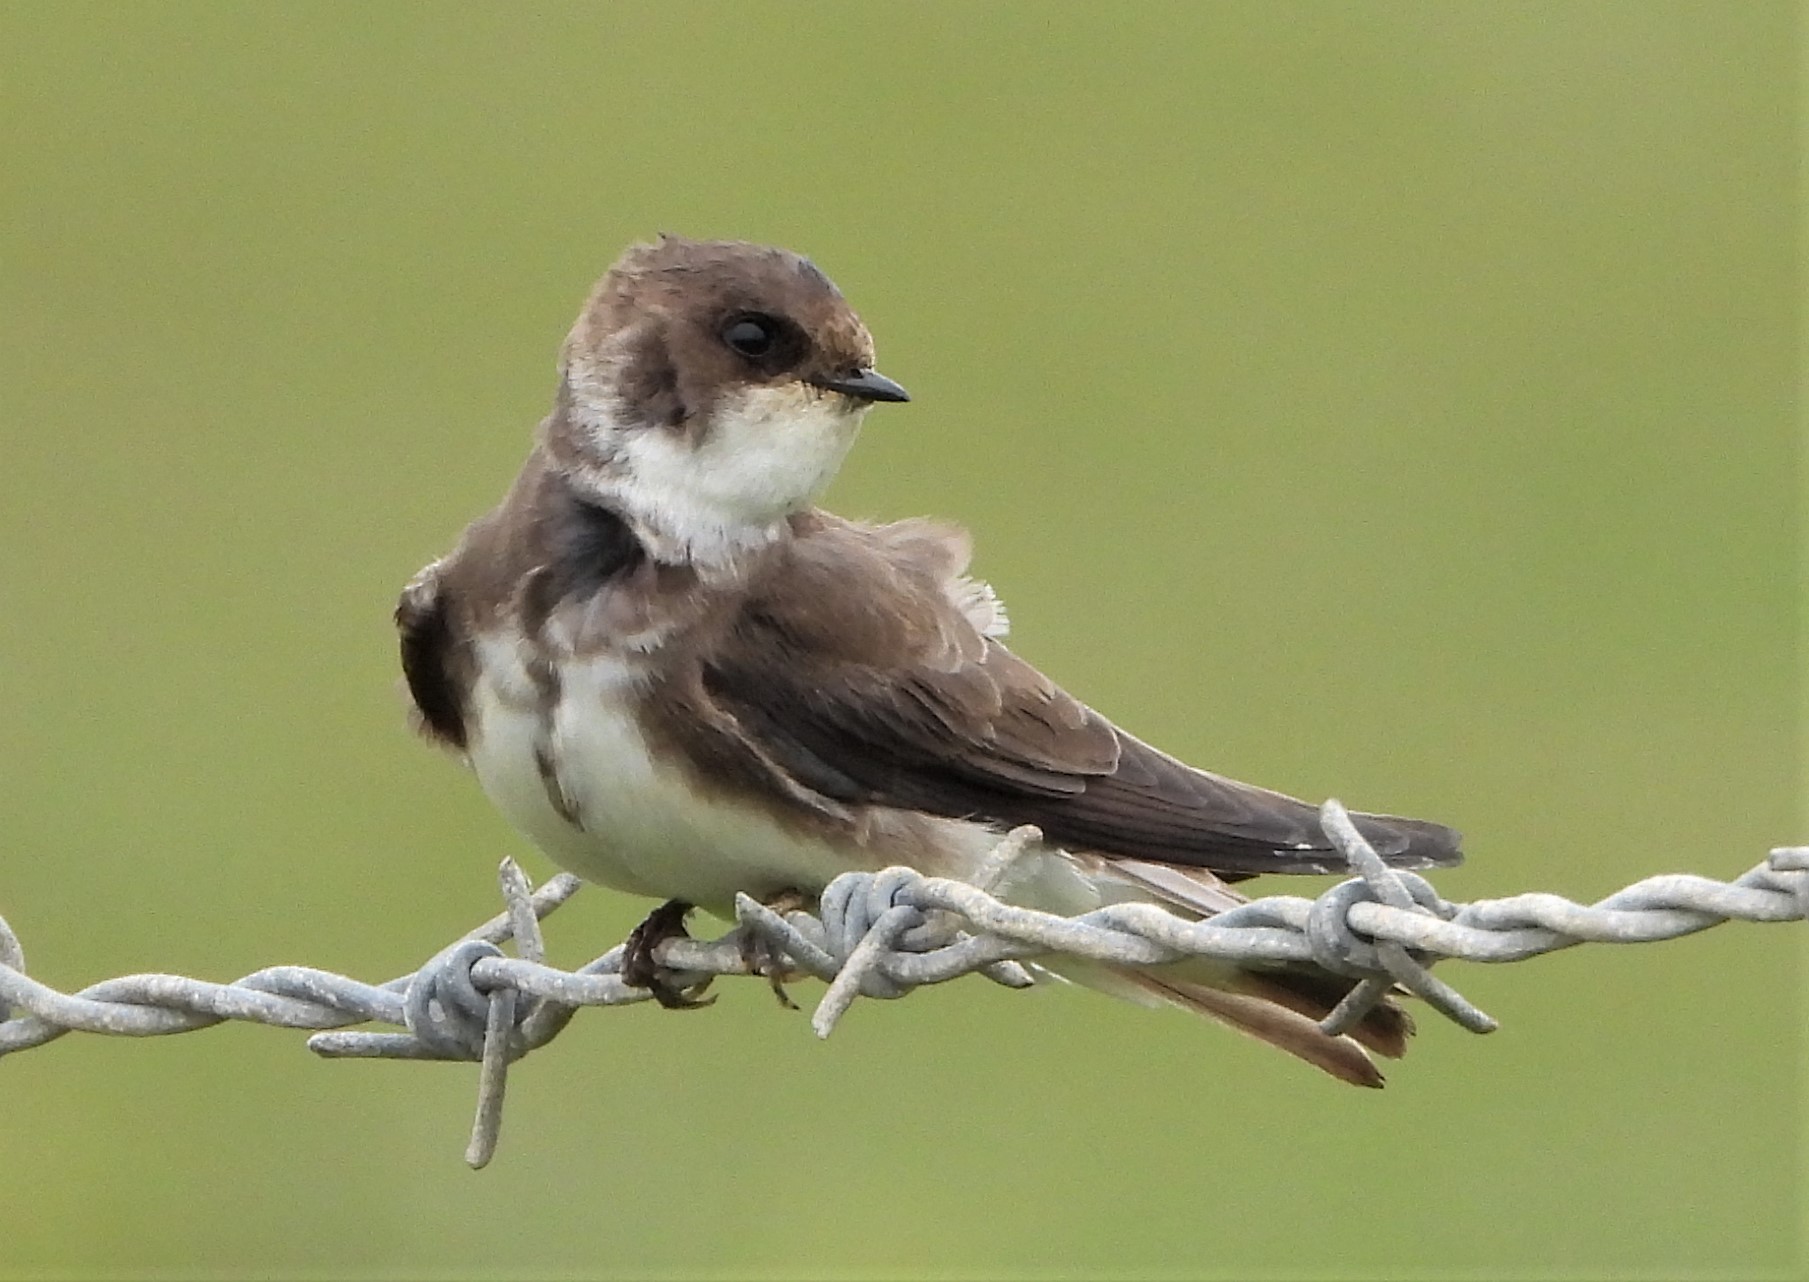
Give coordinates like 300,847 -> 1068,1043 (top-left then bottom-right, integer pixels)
396,235 -> 1462,1086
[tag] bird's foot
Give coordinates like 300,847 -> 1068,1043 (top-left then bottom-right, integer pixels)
621,899 -> 716,1010
741,888 -> 810,1010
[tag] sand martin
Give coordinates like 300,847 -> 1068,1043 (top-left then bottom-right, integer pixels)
397,235 -> 1462,1085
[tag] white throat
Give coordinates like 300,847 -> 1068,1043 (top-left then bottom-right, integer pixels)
571,383 -> 867,569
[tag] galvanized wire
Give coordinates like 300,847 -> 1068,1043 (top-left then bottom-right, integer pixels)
2,800 -> 1802,1167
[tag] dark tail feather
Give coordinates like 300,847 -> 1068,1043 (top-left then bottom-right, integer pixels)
1231,965 -> 1413,1059
1122,970 -> 1384,1087
1117,962 -> 1415,1086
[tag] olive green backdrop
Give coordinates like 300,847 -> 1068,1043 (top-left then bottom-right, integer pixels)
0,3 -> 1798,1278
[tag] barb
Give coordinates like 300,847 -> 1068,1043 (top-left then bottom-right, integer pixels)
2,801 -> 1801,1167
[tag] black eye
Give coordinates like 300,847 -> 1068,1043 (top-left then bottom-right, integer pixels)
722,314 -> 778,358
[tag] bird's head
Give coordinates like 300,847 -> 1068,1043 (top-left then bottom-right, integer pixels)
548,236 -> 908,566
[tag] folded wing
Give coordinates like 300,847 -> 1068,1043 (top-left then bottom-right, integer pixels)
704,525 -> 1460,877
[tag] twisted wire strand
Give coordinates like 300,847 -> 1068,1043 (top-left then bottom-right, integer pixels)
2,800 -> 1801,1167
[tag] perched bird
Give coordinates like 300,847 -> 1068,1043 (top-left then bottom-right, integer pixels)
397,236 -> 1461,1086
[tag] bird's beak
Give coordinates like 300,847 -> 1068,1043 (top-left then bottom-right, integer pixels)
809,368 -> 911,403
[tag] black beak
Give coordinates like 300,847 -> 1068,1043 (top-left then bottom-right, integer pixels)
810,368 -> 910,403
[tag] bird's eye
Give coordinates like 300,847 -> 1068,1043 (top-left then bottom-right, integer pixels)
721,314 -> 779,358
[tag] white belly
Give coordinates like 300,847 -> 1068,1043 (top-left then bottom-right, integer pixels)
465,645 -> 871,913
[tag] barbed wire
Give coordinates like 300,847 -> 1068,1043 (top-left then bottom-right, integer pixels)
2,800 -> 1802,1167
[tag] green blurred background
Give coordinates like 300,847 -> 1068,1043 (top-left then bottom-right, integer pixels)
0,3 -> 1798,1277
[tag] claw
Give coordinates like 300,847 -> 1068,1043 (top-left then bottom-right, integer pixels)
621,900 -> 715,1010
740,889 -> 808,1009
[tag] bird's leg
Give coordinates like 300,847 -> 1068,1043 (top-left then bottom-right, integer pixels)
740,888 -> 810,1010
621,899 -> 716,1010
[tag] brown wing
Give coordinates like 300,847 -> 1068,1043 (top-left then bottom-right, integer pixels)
703,522 -> 1461,877
396,560 -> 470,751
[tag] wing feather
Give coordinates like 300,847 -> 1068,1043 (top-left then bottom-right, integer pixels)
396,559 -> 470,751
706,517 -> 1461,876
